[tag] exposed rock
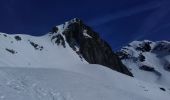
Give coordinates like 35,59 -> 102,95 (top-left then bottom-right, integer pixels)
5,48 -> 17,54
139,65 -> 155,72
14,36 -> 22,41
3,34 -> 7,37
51,34 -> 66,48
167,64 -> 170,70
138,53 -> 145,62
28,40 -> 43,51
139,65 -> 162,76
62,19 -> 133,76
136,42 -> 151,52
160,87 -> 166,91
52,26 -> 58,33
153,41 -> 170,52
116,51 -> 130,60
164,63 -> 170,71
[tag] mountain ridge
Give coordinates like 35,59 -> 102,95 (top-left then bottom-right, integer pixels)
0,18 -> 132,76
117,40 -> 170,86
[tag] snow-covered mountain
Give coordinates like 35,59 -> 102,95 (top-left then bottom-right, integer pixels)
0,18 -> 170,100
0,18 -> 132,76
117,40 -> 170,87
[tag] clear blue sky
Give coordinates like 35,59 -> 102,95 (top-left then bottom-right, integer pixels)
0,0 -> 170,50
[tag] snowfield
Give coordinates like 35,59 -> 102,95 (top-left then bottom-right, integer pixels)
0,65 -> 170,100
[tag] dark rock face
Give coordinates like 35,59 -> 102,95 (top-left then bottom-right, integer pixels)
14,36 -> 22,41
164,61 -> 170,72
153,41 -> 170,52
116,50 -> 131,60
5,48 -> 17,54
3,34 -> 7,37
62,19 -> 133,76
139,65 -> 162,76
138,53 -> 145,62
139,65 -> 155,72
52,27 -> 58,33
136,42 -> 151,52
28,40 -> 43,51
160,87 -> 166,91
51,34 -> 66,48
167,64 -> 170,71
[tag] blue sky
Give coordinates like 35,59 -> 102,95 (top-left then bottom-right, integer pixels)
0,0 -> 170,50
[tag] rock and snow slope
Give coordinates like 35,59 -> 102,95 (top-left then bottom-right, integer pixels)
117,40 -> 170,87
0,18 -> 132,76
0,19 -> 170,100
0,32 -> 86,67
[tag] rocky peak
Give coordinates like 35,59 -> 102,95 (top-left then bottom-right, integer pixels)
49,18 -> 133,76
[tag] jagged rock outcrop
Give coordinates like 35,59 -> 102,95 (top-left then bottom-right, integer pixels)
54,18 -> 133,76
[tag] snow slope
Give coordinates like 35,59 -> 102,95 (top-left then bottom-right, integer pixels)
0,26 -> 87,68
0,65 -> 170,100
118,40 -> 170,87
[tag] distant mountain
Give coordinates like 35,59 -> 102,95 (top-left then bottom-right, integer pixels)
117,40 -> 170,86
